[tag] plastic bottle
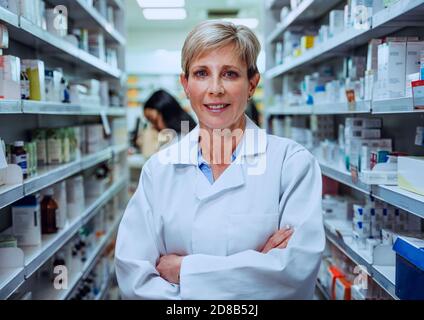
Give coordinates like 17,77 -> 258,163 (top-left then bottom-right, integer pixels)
12,141 -> 28,179
41,188 -> 59,234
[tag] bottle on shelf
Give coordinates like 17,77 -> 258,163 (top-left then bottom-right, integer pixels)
12,141 -> 28,179
41,188 -> 59,234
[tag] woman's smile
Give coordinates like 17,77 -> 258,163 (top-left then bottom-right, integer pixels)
203,103 -> 231,113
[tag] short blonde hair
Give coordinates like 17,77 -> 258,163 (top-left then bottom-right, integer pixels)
181,20 -> 261,79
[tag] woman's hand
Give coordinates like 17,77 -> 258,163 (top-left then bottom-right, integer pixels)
156,254 -> 184,284
260,227 -> 294,254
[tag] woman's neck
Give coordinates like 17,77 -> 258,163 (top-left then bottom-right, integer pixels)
199,116 -> 246,165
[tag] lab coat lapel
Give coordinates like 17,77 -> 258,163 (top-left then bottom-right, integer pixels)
194,160 -> 245,201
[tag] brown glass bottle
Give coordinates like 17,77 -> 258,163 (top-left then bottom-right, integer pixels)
41,188 -> 58,234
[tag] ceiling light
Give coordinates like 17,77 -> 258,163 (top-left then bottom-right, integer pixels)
143,8 -> 187,20
137,0 -> 185,8
222,18 -> 259,29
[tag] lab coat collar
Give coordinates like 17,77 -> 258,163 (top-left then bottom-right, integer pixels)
156,115 -> 267,166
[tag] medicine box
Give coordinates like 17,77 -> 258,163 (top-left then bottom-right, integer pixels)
326,265 -> 345,300
378,41 -> 406,99
393,236 -> 424,300
12,194 -> 42,246
345,118 -> 382,129
398,156 -> 424,196
412,80 -> 424,109
329,10 -> 344,37
406,42 -> 424,79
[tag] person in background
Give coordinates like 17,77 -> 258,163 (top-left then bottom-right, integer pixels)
143,89 -> 197,134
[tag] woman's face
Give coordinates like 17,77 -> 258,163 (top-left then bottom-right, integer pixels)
181,44 -> 260,131
144,108 -> 166,131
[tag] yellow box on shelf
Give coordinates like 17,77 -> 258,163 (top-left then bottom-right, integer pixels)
301,35 -> 315,52
398,156 -> 424,196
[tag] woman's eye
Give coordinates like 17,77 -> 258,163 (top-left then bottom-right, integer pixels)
194,70 -> 207,77
224,71 -> 238,78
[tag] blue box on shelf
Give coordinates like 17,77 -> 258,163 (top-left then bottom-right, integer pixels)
393,236 -> 424,300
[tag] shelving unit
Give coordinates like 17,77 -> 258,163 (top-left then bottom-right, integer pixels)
0,178 -> 126,300
267,0 -> 343,44
265,0 -> 424,79
314,151 -> 424,220
325,220 -> 397,299
0,145 -> 127,210
0,0 -> 128,300
47,0 -> 126,45
264,0 -> 424,300
62,212 -> 123,300
32,211 -> 123,300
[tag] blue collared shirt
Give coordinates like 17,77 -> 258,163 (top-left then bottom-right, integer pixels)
198,148 -> 237,184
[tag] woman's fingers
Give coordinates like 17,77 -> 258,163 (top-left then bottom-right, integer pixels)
261,228 -> 293,253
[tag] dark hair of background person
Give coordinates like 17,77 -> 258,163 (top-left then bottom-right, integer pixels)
245,99 -> 259,126
144,89 -> 197,133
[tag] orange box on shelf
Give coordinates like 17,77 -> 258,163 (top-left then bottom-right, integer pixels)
326,265 -> 345,300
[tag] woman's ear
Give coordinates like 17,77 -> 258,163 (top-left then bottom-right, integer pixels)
248,73 -> 260,97
180,73 -> 189,98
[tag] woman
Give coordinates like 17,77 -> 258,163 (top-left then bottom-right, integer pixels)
143,89 -> 197,134
115,21 -> 325,299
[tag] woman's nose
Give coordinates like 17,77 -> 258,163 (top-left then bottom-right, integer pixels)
208,76 -> 225,96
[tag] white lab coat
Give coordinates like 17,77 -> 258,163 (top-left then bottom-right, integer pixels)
115,116 -> 325,300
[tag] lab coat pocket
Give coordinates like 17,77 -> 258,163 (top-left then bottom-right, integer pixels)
227,213 -> 279,255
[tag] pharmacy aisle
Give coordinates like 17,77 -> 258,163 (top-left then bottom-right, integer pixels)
264,0 -> 424,300
0,0 -> 128,300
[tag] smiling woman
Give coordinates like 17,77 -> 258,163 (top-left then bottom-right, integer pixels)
115,20 -> 325,300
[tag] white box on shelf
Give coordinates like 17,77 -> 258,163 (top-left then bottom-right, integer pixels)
329,10 -> 344,38
406,41 -> 424,79
11,195 -> 42,246
398,156 -> 424,196
377,41 -> 406,99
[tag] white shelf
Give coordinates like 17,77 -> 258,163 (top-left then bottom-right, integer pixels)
1,179 -> 125,300
21,101 -> 126,116
0,268 -> 25,300
372,97 -> 418,114
81,148 -> 112,171
22,178 -> 126,280
314,100 -> 372,114
265,100 -> 372,116
264,105 -> 313,116
0,147 -> 120,209
325,219 -> 398,299
315,153 -> 424,220
0,6 -> 19,27
53,212 -> 123,300
0,184 -> 24,211
23,160 -> 82,196
267,0 -> 342,44
372,185 -> 424,220
15,17 -> 122,79
47,0 -> 125,45
265,0 -> 424,78
266,27 -> 369,78
0,100 -> 21,113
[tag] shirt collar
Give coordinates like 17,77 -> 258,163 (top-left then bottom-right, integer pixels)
157,115 -> 267,165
